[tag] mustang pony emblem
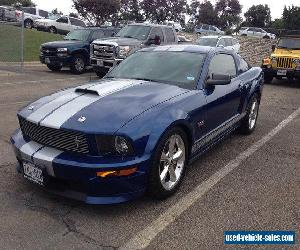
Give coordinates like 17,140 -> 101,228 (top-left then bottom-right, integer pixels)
74,136 -> 82,149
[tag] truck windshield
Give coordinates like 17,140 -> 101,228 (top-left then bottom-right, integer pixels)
106,51 -> 206,90
197,38 -> 218,47
115,25 -> 151,41
64,30 -> 90,41
278,38 -> 300,49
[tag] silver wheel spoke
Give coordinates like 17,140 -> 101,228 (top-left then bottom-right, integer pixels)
160,166 -> 169,182
168,166 -> 177,182
173,149 -> 183,161
160,152 -> 169,162
168,137 -> 176,156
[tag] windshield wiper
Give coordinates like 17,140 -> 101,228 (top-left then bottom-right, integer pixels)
131,77 -> 155,82
123,35 -> 135,39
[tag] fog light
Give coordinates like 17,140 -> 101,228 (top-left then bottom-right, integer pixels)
96,167 -> 138,178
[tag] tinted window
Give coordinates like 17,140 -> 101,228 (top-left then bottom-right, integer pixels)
91,30 -> 105,40
224,38 -> 232,46
39,10 -> 48,18
107,52 -> 206,90
202,24 -> 210,30
278,38 -> 300,49
105,29 -> 118,37
254,28 -> 262,32
208,54 -> 236,78
23,7 -> 35,15
57,17 -> 68,23
210,26 -> 216,31
238,56 -> 249,73
248,28 -> 255,32
165,28 -> 175,42
150,27 -> 164,42
70,18 -> 85,27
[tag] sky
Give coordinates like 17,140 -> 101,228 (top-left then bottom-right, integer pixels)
33,0 -> 299,20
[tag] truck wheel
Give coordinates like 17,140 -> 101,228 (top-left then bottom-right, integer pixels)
70,55 -> 86,74
49,26 -> 57,34
47,64 -> 62,72
148,127 -> 188,199
264,74 -> 273,84
238,95 -> 260,135
24,19 -> 33,29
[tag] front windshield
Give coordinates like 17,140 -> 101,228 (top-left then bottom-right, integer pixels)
115,25 -> 151,41
106,51 -> 206,89
64,30 -> 90,41
278,38 -> 300,49
197,38 -> 218,47
48,15 -> 60,20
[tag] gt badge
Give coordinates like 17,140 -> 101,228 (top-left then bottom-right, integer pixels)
78,116 -> 86,123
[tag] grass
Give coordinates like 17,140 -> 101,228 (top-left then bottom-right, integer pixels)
0,24 -> 63,62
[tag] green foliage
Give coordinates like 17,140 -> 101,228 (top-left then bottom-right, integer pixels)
215,0 -> 242,30
244,4 -> 271,28
0,0 -> 35,7
282,5 -> 300,30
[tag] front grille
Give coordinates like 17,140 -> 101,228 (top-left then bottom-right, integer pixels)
276,57 -> 293,69
19,117 -> 90,154
92,44 -> 116,59
41,47 -> 57,56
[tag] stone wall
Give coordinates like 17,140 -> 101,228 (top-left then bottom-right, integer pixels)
179,32 -> 276,66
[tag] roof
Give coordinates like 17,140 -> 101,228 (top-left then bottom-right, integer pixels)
140,45 -> 219,53
75,26 -> 120,30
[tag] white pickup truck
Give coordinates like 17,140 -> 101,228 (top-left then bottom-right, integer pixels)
16,7 -> 49,29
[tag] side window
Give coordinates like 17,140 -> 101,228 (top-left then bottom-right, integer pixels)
224,38 -> 232,46
39,10 -> 48,18
91,30 -> 105,40
202,24 -> 210,30
208,54 -> 237,78
210,26 -> 216,31
150,27 -> 164,42
23,7 -> 36,15
248,28 -> 255,32
164,28 -> 175,43
57,17 -> 68,24
218,38 -> 226,47
105,29 -> 117,37
70,18 -> 85,27
237,56 -> 249,73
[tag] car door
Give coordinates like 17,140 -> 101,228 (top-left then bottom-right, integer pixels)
203,53 -> 243,133
55,16 -> 70,34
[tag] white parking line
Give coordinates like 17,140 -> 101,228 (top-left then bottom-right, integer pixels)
121,107 -> 300,250
0,76 -> 94,87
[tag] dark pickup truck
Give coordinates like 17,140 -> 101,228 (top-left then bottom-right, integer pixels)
90,23 -> 179,77
40,27 -> 120,74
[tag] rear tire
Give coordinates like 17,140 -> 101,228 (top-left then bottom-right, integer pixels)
70,55 -> 86,74
148,127 -> 188,199
49,26 -> 57,34
263,35 -> 270,39
24,19 -> 33,29
238,95 -> 260,135
47,64 -> 62,72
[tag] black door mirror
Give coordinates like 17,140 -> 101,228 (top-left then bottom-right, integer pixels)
271,44 -> 276,51
206,74 -> 231,86
147,34 -> 161,45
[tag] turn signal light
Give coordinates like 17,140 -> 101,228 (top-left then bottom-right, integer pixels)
263,58 -> 271,65
96,167 -> 138,178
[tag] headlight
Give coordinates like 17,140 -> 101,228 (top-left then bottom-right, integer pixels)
95,135 -> 134,156
118,46 -> 131,58
293,58 -> 300,65
57,48 -> 68,57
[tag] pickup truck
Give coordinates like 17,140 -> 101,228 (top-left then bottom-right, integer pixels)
15,7 -> 49,29
90,23 -> 178,77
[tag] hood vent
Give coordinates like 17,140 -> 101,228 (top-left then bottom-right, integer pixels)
75,88 -> 99,96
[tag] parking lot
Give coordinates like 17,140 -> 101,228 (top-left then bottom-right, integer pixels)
0,66 -> 299,249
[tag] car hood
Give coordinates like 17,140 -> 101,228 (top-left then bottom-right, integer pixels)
19,79 -> 190,134
93,37 -> 142,46
41,40 -> 87,48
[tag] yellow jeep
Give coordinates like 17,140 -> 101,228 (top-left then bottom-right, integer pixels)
262,36 -> 300,83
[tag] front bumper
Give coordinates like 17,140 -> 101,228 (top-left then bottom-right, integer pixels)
11,129 -> 150,204
90,57 -> 123,71
262,66 -> 300,78
40,54 -> 73,67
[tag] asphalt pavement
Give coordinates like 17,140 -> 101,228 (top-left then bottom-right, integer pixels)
0,66 -> 299,249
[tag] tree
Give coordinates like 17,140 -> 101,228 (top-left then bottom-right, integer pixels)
282,5 -> 300,30
73,0 -> 120,25
215,0 -> 242,30
51,8 -> 63,15
187,0 -> 200,24
244,5 -> 271,27
141,0 -> 187,23
120,0 -> 144,22
197,1 -> 218,25
0,0 -> 35,7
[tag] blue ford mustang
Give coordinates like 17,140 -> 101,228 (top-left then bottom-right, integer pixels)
11,45 -> 264,204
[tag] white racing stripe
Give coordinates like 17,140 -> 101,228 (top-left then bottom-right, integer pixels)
121,107 -> 300,250
20,141 -> 43,162
33,147 -> 63,177
39,80 -> 141,129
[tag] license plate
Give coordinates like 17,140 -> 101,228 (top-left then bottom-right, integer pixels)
45,58 -> 50,64
23,162 -> 44,186
97,60 -> 104,66
277,70 -> 287,76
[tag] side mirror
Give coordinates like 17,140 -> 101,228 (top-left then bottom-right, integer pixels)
271,45 -> 276,52
147,34 -> 161,45
206,74 -> 231,86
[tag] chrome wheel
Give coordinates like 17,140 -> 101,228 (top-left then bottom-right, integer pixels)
159,134 -> 186,191
74,58 -> 85,72
249,100 -> 258,130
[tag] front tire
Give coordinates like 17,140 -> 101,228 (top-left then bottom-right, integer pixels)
70,55 -> 86,74
49,26 -> 57,34
47,64 -> 62,72
24,19 -> 33,29
148,127 -> 188,199
239,95 -> 260,135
